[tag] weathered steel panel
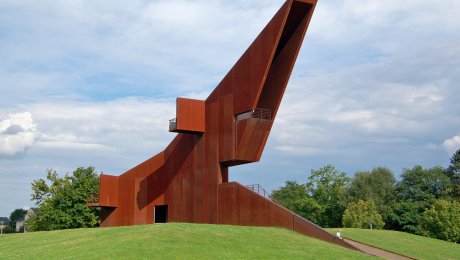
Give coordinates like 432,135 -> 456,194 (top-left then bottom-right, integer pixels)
217,183 -> 239,225
219,94 -> 235,162
175,97 -> 205,133
99,174 -> 119,207
235,118 -> 271,162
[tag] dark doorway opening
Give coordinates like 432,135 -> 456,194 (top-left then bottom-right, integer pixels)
154,205 -> 168,223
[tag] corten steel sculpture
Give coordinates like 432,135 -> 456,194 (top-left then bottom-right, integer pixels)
88,0 -> 360,251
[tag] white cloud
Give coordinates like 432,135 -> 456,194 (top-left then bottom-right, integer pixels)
272,39 -> 459,158
24,97 -> 176,155
442,135 -> 460,154
0,112 -> 39,157
344,0 -> 460,29
0,0 -> 283,103
426,143 -> 439,150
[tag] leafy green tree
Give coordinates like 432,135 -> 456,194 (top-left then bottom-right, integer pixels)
389,201 -> 423,234
9,208 -> 27,230
306,165 -> 351,227
28,167 -> 100,231
391,165 -> 451,233
346,167 -> 396,227
396,166 -> 450,202
445,149 -> 460,199
419,199 -> 460,243
342,200 -> 384,229
271,181 -> 322,224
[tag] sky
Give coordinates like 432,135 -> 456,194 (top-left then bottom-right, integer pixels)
1,0 -> 459,217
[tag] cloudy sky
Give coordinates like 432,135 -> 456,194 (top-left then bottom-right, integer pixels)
1,0 -> 459,217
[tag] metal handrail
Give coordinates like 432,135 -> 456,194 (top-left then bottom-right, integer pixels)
252,108 -> 271,120
247,184 -> 274,200
236,108 -> 271,121
169,118 -> 177,132
86,194 -> 99,204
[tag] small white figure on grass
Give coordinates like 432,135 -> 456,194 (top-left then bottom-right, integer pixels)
336,230 -> 342,239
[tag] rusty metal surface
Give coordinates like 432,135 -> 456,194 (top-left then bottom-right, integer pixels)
98,174 -> 119,207
174,97 -> 205,133
89,0 -> 360,252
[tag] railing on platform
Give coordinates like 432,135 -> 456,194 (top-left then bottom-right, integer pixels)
169,118 -> 177,132
235,108 -> 271,121
247,184 -> 274,201
86,194 -> 99,205
252,108 -> 271,120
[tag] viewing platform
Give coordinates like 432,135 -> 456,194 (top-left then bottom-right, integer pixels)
86,194 -> 99,207
169,97 -> 205,134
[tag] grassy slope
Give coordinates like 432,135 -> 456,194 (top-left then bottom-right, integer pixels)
328,228 -> 460,260
0,223 -> 372,259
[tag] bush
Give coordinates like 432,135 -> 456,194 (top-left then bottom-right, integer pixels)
419,199 -> 460,243
1,225 -> 16,234
342,200 -> 384,229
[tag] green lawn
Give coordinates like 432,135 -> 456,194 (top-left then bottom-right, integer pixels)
328,228 -> 460,260
0,223 -> 372,259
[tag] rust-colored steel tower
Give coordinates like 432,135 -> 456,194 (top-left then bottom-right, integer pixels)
88,0 -> 359,250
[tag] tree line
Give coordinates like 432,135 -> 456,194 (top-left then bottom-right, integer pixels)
7,150 -> 459,244
271,149 -> 460,243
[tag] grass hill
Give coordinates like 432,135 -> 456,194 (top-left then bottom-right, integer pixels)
4,223 -> 458,259
328,228 -> 460,260
0,223 -> 371,259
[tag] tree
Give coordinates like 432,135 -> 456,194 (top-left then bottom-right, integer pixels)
419,199 -> 460,243
389,201 -> 424,234
271,181 -> 322,224
342,200 -> 384,229
28,167 -> 100,231
396,166 -> 450,202
346,167 -> 396,227
445,149 -> 460,199
306,165 -> 351,227
391,165 -> 451,233
9,208 -> 27,230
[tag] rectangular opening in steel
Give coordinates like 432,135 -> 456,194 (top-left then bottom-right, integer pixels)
154,204 -> 168,223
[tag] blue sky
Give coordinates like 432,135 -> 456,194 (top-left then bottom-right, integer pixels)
1,0 -> 459,217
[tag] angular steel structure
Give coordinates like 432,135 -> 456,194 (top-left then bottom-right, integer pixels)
89,0 -> 360,251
